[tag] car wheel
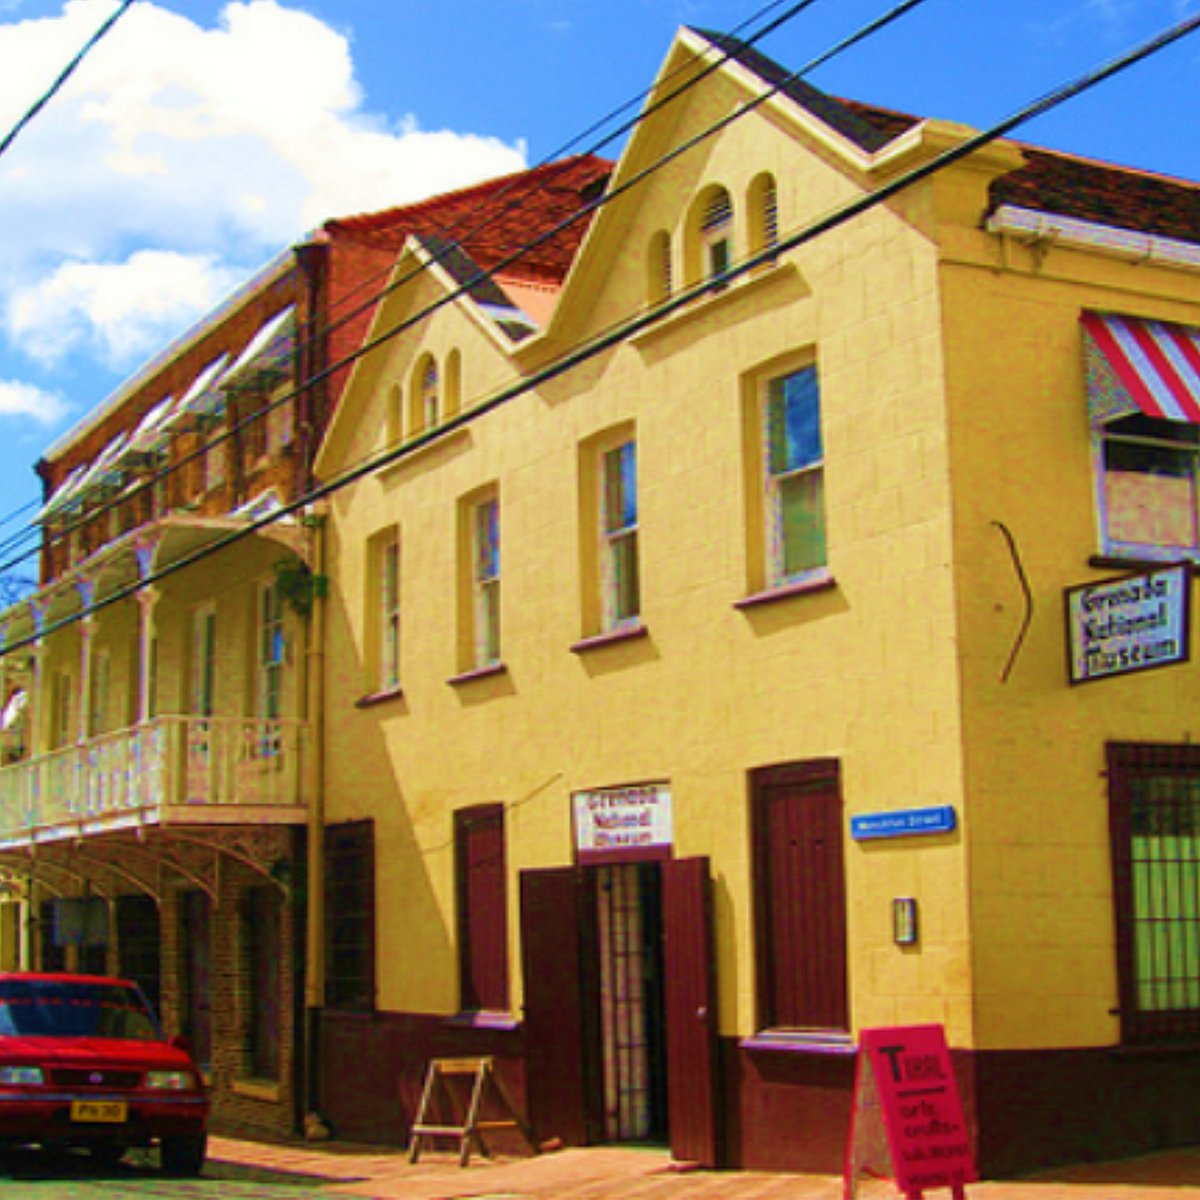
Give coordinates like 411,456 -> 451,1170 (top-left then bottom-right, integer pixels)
160,1132 -> 206,1177
87,1143 -> 126,1167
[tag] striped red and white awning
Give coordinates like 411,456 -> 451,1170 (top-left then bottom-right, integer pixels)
1082,311 -> 1200,424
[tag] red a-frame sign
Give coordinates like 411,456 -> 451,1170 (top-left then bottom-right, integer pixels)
844,1025 -> 975,1200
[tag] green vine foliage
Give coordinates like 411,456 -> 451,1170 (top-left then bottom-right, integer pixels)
273,559 -> 326,618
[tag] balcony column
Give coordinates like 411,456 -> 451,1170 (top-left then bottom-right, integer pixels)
136,585 -> 159,726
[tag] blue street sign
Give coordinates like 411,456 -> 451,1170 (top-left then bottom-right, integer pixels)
850,805 -> 957,842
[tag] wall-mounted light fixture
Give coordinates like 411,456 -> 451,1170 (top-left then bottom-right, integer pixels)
893,897 -> 919,946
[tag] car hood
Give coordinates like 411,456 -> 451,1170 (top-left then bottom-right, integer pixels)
0,1037 -> 195,1069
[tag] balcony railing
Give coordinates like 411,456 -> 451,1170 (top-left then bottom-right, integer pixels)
0,716 -> 308,845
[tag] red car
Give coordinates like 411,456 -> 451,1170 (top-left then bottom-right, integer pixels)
0,972 -> 209,1175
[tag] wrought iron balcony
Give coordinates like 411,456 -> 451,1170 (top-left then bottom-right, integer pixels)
0,716 -> 310,848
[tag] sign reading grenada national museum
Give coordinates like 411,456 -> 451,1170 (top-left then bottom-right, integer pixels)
1065,563 -> 1190,684
572,783 -> 672,863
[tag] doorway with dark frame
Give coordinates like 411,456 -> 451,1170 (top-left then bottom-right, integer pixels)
520,853 -> 719,1165
178,890 -> 212,1070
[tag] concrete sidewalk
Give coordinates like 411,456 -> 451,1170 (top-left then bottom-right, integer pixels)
207,1135 -> 1200,1200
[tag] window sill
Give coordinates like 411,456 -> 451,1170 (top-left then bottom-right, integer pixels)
1089,553 -> 1197,572
355,685 -> 405,709
378,425 -> 470,480
735,572 -> 836,610
443,1010 -> 520,1033
447,662 -> 508,687
631,262 -> 801,348
739,1029 -> 856,1056
232,1078 -> 283,1103
570,623 -> 649,654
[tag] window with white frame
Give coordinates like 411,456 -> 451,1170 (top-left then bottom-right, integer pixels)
471,495 -> 500,668
89,650 -> 110,737
1099,415 -> 1200,555
1084,311 -> 1200,561
421,361 -> 439,430
377,531 -> 401,692
764,365 -> 826,584
601,440 -> 640,628
257,581 -> 284,722
191,604 -> 216,717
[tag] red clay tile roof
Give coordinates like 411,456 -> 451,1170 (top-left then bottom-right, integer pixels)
842,97 -> 1200,246
991,146 -> 1200,245
323,154 -> 612,283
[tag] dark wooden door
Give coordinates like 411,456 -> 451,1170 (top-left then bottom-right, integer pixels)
180,891 -> 212,1068
520,866 -> 601,1145
662,855 -> 720,1167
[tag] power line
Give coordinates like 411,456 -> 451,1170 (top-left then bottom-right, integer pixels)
0,0 -> 137,162
12,1 -> 926,580
5,7 -> 1197,659
314,0 -> 812,329
9,0 -> 838,571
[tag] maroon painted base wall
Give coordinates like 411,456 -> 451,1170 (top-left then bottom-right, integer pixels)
719,1040 -> 857,1173
318,1012 -> 1200,1179
969,1045 -> 1200,1177
318,1010 -> 526,1148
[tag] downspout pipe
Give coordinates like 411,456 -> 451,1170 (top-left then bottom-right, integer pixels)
302,499 -> 329,1137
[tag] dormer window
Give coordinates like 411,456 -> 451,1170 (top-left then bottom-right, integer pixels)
410,354 -> 439,436
421,361 -> 439,429
685,185 -> 734,292
701,189 -> 732,286
647,230 -> 673,306
748,173 -> 778,264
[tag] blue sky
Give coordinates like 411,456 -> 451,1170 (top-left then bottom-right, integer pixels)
0,0 -> 1196,580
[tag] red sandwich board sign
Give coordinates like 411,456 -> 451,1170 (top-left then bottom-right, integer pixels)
844,1025 -> 975,1200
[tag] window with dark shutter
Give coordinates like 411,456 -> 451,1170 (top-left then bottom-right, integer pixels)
751,760 -> 848,1032
324,819 -> 375,1011
456,804 -> 508,1013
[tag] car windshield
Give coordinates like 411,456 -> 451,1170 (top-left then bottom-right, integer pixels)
0,980 -> 159,1041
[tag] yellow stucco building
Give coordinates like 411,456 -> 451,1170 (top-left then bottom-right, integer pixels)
313,28 -> 1200,1176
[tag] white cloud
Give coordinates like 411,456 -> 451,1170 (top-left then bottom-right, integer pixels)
0,0 -> 527,376
0,380 -> 69,426
7,250 -> 243,368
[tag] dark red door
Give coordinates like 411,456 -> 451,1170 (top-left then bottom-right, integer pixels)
519,867 -> 601,1145
662,856 -> 720,1167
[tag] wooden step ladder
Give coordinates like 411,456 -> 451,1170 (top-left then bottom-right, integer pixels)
407,1056 -> 538,1166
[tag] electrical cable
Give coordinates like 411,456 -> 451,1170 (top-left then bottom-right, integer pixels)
2,0 -> 839,570
313,0 -> 810,328
9,0 -> 927,580
0,0 -> 137,161
4,6 -> 1197,659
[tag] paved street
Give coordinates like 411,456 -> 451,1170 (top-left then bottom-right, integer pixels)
0,1146 -> 338,1198
6,1138 -> 1200,1200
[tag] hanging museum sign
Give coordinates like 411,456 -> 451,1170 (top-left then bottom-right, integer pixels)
572,782 -> 672,863
1065,563 -> 1191,684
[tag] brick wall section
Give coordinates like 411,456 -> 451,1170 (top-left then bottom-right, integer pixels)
157,828 -> 300,1141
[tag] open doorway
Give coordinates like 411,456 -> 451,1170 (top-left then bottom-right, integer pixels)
594,862 -> 667,1143
521,856 -> 718,1165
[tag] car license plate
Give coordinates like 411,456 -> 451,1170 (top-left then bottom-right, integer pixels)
70,1100 -> 127,1123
